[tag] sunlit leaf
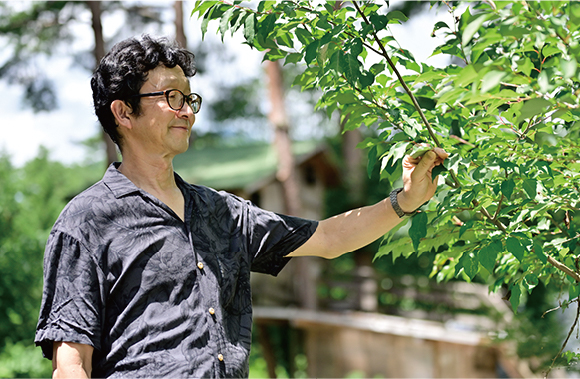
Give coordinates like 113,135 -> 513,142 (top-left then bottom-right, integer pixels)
462,14 -> 489,46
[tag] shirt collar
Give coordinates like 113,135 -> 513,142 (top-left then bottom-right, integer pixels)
103,162 -> 142,199
102,162 -> 196,201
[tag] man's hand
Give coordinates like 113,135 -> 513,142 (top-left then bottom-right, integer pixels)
398,147 -> 449,213
53,341 -> 93,378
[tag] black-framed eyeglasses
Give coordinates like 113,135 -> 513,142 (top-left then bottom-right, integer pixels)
131,89 -> 202,114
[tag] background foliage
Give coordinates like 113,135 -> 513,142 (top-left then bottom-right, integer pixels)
196,0 -> 580,370
0,149 -> 101,377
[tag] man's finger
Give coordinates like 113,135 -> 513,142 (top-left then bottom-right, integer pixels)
433,147 -> 449,160
412,150 -> 437,178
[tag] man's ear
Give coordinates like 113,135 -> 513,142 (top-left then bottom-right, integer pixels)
110,100 -> 134,130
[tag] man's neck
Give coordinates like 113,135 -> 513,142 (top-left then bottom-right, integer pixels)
117,152 -> 178,194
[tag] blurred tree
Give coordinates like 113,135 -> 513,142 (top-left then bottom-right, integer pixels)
0,148 -> 101,377
0,1 -> 165,166
174,0 -> 187,48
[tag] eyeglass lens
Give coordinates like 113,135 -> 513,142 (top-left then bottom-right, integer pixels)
167,90 -> 201,114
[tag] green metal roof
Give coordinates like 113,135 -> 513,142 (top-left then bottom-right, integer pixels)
173,140 -> 321,191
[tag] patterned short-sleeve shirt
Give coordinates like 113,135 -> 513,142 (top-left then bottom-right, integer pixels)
35,163 -> 318,378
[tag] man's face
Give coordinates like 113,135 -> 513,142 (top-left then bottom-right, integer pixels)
127,64 -> 195,158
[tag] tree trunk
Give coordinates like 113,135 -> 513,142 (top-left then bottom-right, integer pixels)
87,1 -> 118,166
265,60 -> 301,217
174,1 -> 187,48
265,60 -> 318,312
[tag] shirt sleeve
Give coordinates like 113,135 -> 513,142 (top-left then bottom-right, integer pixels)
35,230 -> 102,359
242,199 -> 318,276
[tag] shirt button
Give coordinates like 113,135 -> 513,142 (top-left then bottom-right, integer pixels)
197,262 -> 204,269
218,353 -> 224,362
208,307 -> 215,315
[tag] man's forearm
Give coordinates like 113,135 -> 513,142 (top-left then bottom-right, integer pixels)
288,196 -> 404,259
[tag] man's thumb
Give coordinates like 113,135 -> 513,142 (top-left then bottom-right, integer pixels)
414,150 -> 436,177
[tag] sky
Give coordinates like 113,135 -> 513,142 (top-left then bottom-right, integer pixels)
0,1 -> 457,167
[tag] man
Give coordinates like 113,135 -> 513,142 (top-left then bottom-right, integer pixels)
35,35 -> 447,378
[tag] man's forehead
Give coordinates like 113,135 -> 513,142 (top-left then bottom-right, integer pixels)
145,65 -> 190,90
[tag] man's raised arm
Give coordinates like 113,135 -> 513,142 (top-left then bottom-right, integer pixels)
288,148 -> 448,259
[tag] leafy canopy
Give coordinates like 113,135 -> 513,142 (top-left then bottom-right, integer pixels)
194,0 -> 580,321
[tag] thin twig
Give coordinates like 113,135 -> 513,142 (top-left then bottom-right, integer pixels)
544,296 -> 580,378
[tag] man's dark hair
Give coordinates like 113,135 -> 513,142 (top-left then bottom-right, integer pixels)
91,35 -> 196,147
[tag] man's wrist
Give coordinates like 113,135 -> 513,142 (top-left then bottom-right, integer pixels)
389,188 -> 417,218
397,189 -> 417,213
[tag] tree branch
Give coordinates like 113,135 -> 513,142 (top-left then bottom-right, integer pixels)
352,1 -> 461,189
547,255 -> 580,282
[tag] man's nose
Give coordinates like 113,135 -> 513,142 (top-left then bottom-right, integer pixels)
178,102 -> 195,122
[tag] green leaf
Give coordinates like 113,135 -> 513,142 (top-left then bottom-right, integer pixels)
480,70 -> 506,93
201,16 -> 210,40
193,1 -> 218,17
257,1 -> 276,12
382,141 -> 410,171
542,44 -> 562,58
369,13 -> 388,31
523,179 -> 537,199
538,70 -> 550,93
339,52 -> 361,84
509,282 -> 522,312
517,57 -> 534,76
479,239 -> 502,273
359,72 -> 375,88
304,40 -> 320,65
284,52 -> 302,65
258,13 -> 277,39
409,212 -> 428,251
431,163 -> 448,182
219,7 -> 235,41
295,28 -> 311,45
500,178 -> 515,200
386,10 -> 408,23
461,252 -> 479,280
410,144 -> 432,159
570,284 -> 580,300
506,236 -> 526,262
533,240 -> 547,264
263,48 -> 286,61
432,21 -> 449,34
455,64 -> 479,87
561,58 -> 578,79
459,220 -> 474,239
244,13 -> 256,45
276,32 -> 294,49
231,9 -> 247,35
518,98 -> 552,121
462,14 -> 489,46
351,38 -> 363,57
